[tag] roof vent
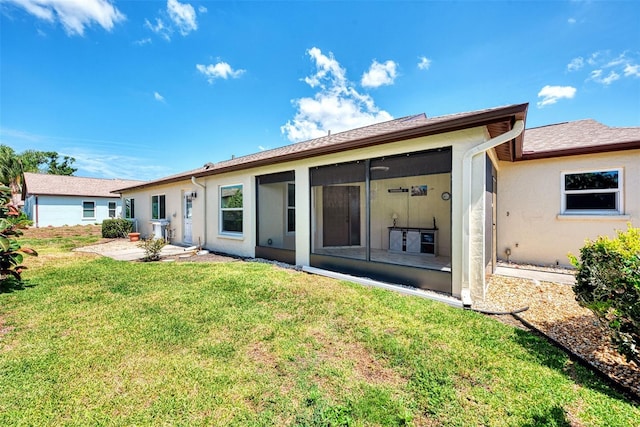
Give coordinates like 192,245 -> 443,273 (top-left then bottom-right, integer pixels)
203,162 -> 214,169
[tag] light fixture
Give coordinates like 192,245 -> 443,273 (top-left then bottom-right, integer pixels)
392,212 -> 398,227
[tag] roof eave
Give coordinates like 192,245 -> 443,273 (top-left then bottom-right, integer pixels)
118,103 -> 529,193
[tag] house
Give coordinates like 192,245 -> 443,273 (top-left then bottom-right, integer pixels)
116,103 -> 530,306
497,119 -> 640,268
22,172 -> 143,227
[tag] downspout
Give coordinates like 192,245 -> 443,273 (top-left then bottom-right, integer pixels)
460,119 -> 525,306
191,176 -> 206,248
34,196 -> 39,228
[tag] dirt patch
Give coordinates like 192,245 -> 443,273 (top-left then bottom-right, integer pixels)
306,327 -> 406,388
22,224 -> 102,239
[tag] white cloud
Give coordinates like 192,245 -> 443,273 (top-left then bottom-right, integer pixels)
624,63 -> 640,77
196,62 -> 245,83
145,0 -> 201,40
145,18 -> 170,41
281,47 -> 393,143
167,0 -> 197,35
567,57 -> 584,72
568,17 -> 576,24
3,0 -> 125,36
361,60 -> 398,88
536,85 -> 576,108
134,37 -> 152,46
566,50 -> 640,86
153,92 -> 165,102
589,69 -> 621,85
417,56 -> 432,70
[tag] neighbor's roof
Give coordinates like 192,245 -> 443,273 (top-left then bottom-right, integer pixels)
117,103 -> 528,192
520,119 -> 640,160
22,172 -> 144,198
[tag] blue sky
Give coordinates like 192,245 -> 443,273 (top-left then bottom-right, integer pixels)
1,0 -> 639,181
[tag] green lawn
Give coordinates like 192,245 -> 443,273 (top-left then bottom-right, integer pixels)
1,233 -> 638,426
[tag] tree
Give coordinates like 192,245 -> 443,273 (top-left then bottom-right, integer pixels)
0,146 -> 24,206
0,145 -> 77,205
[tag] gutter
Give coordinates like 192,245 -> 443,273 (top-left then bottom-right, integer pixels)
191,176 -> 207,248
460,119 -> 525,306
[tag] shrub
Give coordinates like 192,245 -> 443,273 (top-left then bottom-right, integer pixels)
138,237 -> 166,262
1,185 -> 37,288
570,224 -> 640,364
102,218 -> 134,238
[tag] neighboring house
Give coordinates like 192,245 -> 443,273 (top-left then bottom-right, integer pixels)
497,119 -> 640,267
22,173 -> 143,227
116,103 -> 529,306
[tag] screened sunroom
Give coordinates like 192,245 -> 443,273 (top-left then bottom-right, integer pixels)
309,147 -> 452,293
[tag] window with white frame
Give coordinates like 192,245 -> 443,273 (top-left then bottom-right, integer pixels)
151,194 -> 166,220
287,183 -> 295,233
220,184 -> 243,234
108,201 -> 117,218
124,198 -> 135,219
82,201 -> 95,219
561,169 -> 623,214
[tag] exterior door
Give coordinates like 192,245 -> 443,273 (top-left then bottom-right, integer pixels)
322,186 -> 360,247
183,193 -> 193,244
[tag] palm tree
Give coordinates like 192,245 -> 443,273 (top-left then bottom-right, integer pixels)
0,145 -> 25,206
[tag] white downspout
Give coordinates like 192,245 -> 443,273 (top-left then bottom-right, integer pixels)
191,176 -> 206,248
460,119 -> 525,306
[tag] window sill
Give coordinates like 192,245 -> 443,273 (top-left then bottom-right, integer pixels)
557,213 -> 630,221
218,232 -> 244,241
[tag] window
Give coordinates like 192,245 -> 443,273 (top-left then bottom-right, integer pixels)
220,185 -> 243,234
125,198 -> 135,219
82,201 -> 95,219
108,201 -> 117,218
562,169 -> 622,214
151,194 -> 166,220
287,183 -> 295,233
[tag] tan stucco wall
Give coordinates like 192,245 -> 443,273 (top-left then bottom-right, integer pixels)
497,149 -> 640,267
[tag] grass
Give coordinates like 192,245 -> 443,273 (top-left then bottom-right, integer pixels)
1,229 -> 639,426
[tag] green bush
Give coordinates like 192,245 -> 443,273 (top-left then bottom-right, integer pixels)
570,224 -> 640,364
1,185 -> 37,288
138,237 -> 166,262
102,218 -> 133,238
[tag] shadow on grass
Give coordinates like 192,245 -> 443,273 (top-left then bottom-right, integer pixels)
520,405 -> 572,427
511,319 -> 639,403
0,277 -> 36,294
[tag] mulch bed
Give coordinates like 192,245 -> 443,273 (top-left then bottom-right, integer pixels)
475,274 -> 639,400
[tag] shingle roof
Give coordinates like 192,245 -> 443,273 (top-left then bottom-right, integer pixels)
521,119 -> 640,160
117,103 -> 528,192
22,172 -> 144,198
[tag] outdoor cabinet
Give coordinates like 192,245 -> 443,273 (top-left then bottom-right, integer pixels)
388,227 -> 438,256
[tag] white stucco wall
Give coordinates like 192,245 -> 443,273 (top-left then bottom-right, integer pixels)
24,195 -> 123,227
121,182 -> 201,245
497,149 -> 640,267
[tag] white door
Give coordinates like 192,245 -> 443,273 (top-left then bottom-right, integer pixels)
183,194 -> 193,244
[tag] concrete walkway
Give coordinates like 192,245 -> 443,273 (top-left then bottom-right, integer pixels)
75,240 -> 192,261
494,265 -> 576,285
